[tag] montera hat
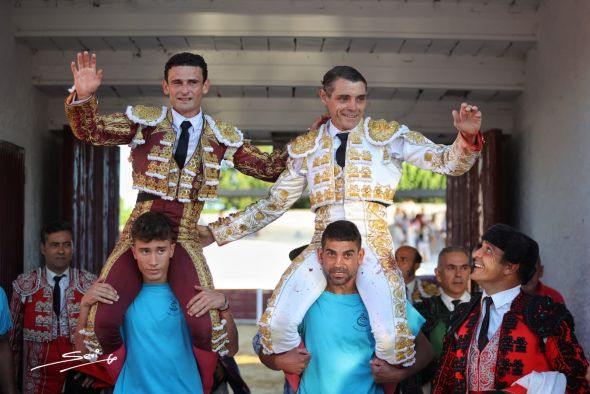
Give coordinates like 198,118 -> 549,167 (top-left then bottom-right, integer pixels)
482,223 -> 539,270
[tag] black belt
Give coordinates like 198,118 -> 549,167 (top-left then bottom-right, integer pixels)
136,192 -> 161,203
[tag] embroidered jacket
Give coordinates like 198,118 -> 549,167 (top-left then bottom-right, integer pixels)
65,95 -> 287,202
210,118 -> 481,243
432,292 -> 590,393
8,268 -> 96,378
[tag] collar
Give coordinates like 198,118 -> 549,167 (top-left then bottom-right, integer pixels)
46,267 -> 70,284
171,108 -> 203,132
327,119 -> 362,138
440,290 -> 471,311
482,284 -> 521,309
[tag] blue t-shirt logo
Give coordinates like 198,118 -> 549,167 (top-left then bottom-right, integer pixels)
354,311 -> 371,332
168,298 -> 179,315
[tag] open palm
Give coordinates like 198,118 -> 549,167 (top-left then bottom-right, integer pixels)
452,102 -> 482,137
70,51 -> 103,99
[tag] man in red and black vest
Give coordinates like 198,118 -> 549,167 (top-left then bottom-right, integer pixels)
8,221 -> 97,394
433,224 -> 589,394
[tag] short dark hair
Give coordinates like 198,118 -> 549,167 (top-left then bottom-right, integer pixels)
321,66 -> 367,96
321,220 -> 362,249
437,246 -> 469,266
131,212 -> 173,243
164,52 -> 208,82
41,221 -> 73,244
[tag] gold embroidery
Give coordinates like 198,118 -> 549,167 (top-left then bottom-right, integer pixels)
351,133 -> 363,145
366,203 -> 415,363
289,129 -> 321,156
129,105 -> 166,123
214,118 -> 243,145
404,131 -> 429,145
368,119 -> 400,143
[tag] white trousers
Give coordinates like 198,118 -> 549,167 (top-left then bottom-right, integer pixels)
258,201 -> 416,366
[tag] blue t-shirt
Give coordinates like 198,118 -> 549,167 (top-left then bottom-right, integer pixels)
114,283 -> 203,394
298,291 -> 424,394
0,287 -> 12,335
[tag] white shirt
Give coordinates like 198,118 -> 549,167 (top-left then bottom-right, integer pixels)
476,285 -> 521,341
327,120 -> 358,160
46,267 -> 70,313
405,278 -> 416,301
440,290 -> 471,312
170,108 -> 203,166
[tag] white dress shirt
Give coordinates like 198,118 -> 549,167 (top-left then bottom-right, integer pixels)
476,285 -> 521,341
440,290 -> 471,312
327,120 -> 357,160
46,267 -> 70,313
170,108 -> 203,166
405,278 -> 416,301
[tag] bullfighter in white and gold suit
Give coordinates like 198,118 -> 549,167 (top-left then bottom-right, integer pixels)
203,66 -> 483,366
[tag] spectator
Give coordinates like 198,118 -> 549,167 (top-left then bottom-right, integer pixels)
433,224 -> 589,393
395,246 -> 439,304
8,221 -> 98,394
521,258 -> 565,303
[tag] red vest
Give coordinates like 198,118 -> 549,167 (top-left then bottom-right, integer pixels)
14,267 -> 95,343
433,292 -> 590,393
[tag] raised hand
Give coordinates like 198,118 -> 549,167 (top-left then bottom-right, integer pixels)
452,102 -> 482,142
309,114 -> 330,131
70,51 -> 104,100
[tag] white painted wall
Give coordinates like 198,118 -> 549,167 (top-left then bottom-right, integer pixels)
515,0 -> 590,352
0,2 -> 54,271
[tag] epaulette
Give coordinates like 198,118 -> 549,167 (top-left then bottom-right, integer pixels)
13,268 -> 42,297
524,295 -> 573,338
204,115 -> 244,148
364,117 -> 402,146
125,105 -> 167,126
448,293 -> 482,335
73,268 -> 97,293
419,278 -> 440,297
287,126 -> 323,159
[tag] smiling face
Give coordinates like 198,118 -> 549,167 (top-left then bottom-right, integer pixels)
131,239 -> 176,284
318,239 -> 365,294
435,251 -> 470,299
162,65 -> 210,118
320,78 -> 367,131
41,230 -> 73,274
471,241 -> 519,294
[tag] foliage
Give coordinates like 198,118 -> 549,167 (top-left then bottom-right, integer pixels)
119,196 -> 133,228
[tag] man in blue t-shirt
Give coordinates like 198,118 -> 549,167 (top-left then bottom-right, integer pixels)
258,220 -> 433,394
1,287 -> 18,394
77,212 -> 238,393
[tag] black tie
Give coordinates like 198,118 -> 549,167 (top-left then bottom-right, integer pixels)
478,297 -> 493,351
53,275 -> 64,317
175,120 -> 191,168
335,133 -> 349,168
451,299 -> 461,310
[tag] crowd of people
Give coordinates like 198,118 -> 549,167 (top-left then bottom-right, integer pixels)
1,50 -> 589,394
389,209 -> 446,264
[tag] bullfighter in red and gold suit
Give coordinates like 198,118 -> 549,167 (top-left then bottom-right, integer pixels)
9,222 -> 96,394
64,52 -> 287,390
432,224 -> 589,394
